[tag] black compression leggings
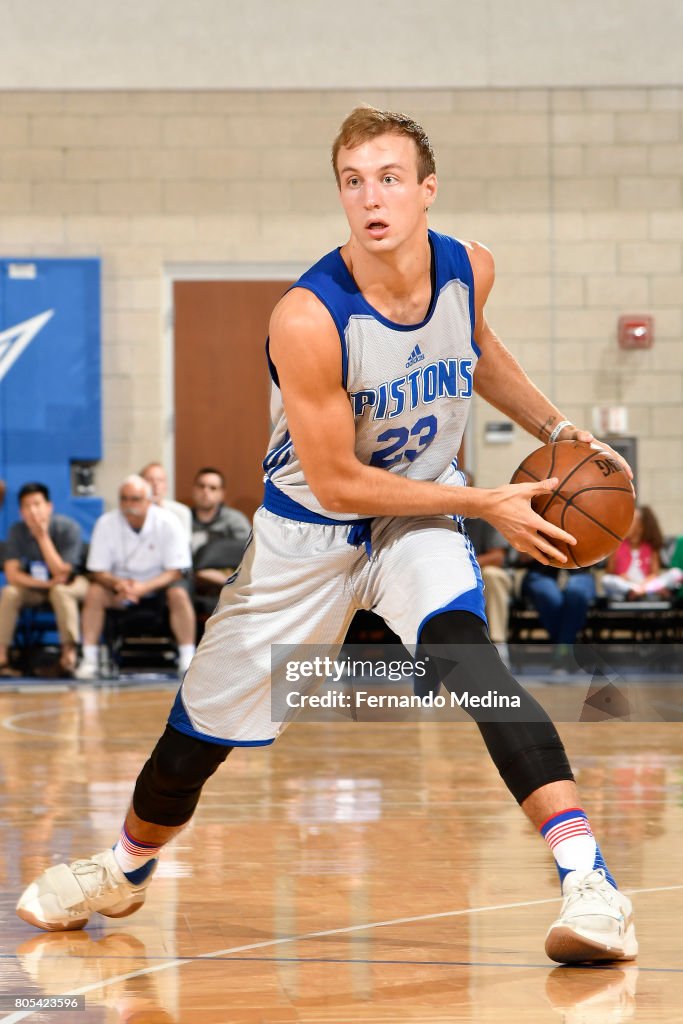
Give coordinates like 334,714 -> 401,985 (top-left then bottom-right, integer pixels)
418,610 -> 574,804
132,610 -> 574,826
133,725 -> 233,827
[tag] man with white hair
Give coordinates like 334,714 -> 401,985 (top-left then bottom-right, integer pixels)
75,475 -> 195,679
140,462 -> 192,540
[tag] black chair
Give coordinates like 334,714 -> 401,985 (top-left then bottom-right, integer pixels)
104,595 -> 177,677
192,536 -> 248,636
14,605 -> 61,674
193,536 -> 247,577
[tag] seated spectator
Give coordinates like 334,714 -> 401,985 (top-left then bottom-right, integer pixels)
462,472 -> 512,665
191,467 -> 251,607
669,534 -> 683,606
520,560 -> 595,671
140,462 -> 192,540
75,475 -> 195,680
602,505 -> 683,601
0,483 -> 88,676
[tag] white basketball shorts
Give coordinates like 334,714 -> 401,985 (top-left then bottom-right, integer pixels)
168,507 -> 485,746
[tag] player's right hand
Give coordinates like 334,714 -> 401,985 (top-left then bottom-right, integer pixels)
478,477 -> 577,566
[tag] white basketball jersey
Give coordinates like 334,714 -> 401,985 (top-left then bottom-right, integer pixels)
263,230 -> 479,523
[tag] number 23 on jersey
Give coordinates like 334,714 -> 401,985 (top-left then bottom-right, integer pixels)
370,415 -> 438,469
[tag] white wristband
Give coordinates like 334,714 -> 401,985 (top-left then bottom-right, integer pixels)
548,419 -> 573,443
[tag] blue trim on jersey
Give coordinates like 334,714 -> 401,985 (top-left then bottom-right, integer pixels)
330,239 -> 441,334
268,441 -> 293,476
430,231 -> 479,358
264,478 -> 369,528
264,479 -> 346,524
263,480 -> 374,557
265,337 -> 279,387
168,689 -> 275,748
288,255 -> 351,388
432,232 -> 478,358
415,525 -> 488,641
264,434 -> 293,479
287,231 -> 477,388
459,521 -> 485,597
263,430 -> 291,471
467,279 -> 480,358
347,520 -> 373,558
416,586 -> 488,642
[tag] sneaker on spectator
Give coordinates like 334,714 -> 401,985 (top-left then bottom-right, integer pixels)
177,650 -> 195,676
73,660 -> 100,681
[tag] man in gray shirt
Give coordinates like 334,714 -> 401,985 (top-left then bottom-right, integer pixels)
0,482 -> 88,675
191,468 -> 251,605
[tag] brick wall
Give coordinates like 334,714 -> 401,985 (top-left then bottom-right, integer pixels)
0,88 -> 681,530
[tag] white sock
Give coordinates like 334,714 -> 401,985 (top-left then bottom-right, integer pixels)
178,644 -> 195,671
113,825 -> 160,877
82,645 -> 99,665
541,808 -> 617,889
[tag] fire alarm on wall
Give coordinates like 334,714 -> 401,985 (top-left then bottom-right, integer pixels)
618,315 -> 654,349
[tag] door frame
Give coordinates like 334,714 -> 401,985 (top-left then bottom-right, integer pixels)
162,262 -> 305,496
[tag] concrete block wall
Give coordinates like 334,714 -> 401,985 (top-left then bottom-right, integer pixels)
0,88 -> 681,531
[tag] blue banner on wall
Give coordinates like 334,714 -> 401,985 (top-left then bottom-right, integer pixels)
0,258 -> 103,540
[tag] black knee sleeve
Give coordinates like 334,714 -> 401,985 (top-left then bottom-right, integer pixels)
133,724 -> 232,826
419,610 -> 574,804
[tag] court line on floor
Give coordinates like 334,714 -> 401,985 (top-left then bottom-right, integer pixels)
5,951 -> 681,974
0,701 -> 171,742
7,700 -> 683,744
3,882 -> 682,1024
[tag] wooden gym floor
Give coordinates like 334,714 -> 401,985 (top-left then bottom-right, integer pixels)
1,683 -> 682,1023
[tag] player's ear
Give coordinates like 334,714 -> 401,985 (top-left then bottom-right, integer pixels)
423,174 -> 437,211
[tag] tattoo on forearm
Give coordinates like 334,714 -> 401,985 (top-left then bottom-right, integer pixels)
539,415 -> 557,440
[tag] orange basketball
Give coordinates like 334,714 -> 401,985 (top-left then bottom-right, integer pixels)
510,440 -> 635,569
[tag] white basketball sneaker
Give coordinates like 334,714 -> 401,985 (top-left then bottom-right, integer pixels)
73,660 -> 100,681
16,849 -> 155,932
545,868 -> 638,964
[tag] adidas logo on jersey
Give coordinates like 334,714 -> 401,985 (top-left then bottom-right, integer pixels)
405,344 -> 425,369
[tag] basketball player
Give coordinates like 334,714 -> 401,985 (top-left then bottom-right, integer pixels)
17,107 -> 637,965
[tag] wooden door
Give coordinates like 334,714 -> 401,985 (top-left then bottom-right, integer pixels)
174,280 -> 292,519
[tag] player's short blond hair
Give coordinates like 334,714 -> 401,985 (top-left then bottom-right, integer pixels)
331,106 -> 436,187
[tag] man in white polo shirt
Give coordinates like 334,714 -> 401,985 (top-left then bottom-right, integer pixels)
75,475 -> 195,679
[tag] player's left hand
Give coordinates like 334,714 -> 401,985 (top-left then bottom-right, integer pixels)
564,427 -> 635,491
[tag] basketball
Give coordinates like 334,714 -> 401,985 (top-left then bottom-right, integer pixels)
510,440 -> 635,568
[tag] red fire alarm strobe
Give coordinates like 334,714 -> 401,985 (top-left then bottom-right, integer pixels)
618,315 -> 654,350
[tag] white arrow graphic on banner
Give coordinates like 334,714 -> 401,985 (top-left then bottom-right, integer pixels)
0,309 -> 55,384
